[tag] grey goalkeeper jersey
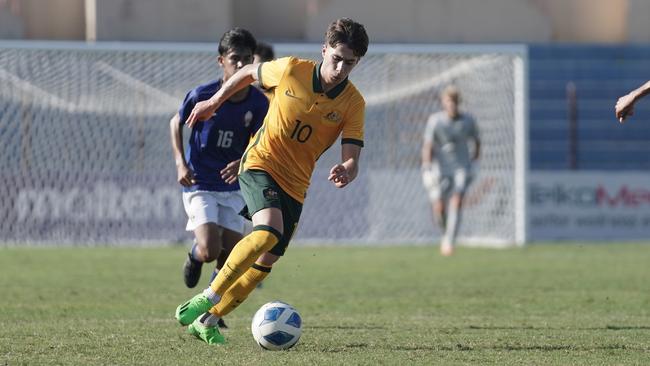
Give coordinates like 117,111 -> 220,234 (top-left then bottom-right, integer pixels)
423,111 -> 479,175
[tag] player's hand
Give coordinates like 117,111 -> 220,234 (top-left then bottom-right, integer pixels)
328,164 -> 350,188
615,93 -> 636,123
220,159 -> 240,185
177,165 -> 196,187
421,169 -> 435,190
185,100 -> 218,128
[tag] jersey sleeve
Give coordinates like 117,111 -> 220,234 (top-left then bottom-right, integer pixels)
258,57 -> 293,91
341,95 -> 365,147
423,114 -> 437,144
178,88 -> 198,126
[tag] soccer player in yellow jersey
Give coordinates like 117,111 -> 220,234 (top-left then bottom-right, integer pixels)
175,18 -> 369,345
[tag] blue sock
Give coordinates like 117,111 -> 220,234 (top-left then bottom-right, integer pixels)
209,269 -> 218,283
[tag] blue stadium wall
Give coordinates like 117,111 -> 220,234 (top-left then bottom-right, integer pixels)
529,44 -> 650,170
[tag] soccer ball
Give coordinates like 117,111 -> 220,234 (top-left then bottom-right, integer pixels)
251,301 -> 302,350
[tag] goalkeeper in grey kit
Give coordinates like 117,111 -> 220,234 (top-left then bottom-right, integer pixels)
421,86 -> 480,256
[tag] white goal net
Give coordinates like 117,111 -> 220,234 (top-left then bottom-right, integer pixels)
0,42 -> 527,246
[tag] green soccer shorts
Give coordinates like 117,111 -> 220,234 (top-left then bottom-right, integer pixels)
238,169 -> 303,256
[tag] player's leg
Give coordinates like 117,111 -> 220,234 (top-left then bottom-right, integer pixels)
206,229 -> 240,329
209,191 -> 247,284
175,170 -> 286,326
220,219 -> 265,290
209,208 -> 282,293
183,223 -> 222,288
193,224 -> 223,262
441,170 -> 472,256
436,176 -> 453,255
436,176 -> 453,230
207,197 -> 300,320
182,192 -> 223,288
177,210 -> 282,326
211,228 -> 240,281
204,193 -> 247,329
434,198 -> 447,231
423,167 -> 445,230
185,247 -> 278,345
207,252 -> 278,319
440,194 -> 459,256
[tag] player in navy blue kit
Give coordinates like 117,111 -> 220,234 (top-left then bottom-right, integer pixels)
169,28 -> 268,331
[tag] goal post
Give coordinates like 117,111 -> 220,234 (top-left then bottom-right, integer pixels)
0,41 -> 528,246
292,44 -> 529,247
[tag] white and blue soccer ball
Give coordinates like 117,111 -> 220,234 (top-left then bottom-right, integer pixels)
251,301 -> 302,350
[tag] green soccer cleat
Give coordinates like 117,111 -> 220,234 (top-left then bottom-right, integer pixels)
187,319 -> 226,345
175,293 -> 213,326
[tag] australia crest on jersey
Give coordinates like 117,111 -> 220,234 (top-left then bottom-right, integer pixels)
324,110 -> 342,124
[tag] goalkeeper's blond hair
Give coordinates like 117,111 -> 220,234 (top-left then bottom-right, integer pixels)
441,85 -> 461,103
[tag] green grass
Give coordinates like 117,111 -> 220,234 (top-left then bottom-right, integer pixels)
1,244 -> 650,365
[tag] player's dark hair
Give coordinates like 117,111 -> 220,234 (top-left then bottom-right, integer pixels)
218,27 -> 257,56
325,18 -> 369,58
255,41 -> 275,62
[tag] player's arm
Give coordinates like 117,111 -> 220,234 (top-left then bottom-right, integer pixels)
333,93 -> 365,188
421,115 -> 436,169
473,136 -> 481,161
421,140 -> 434,168
220,96 -> 269,185
185,63 -> 259,128
616,80 -> 650,123
329,143 -> 361,188
169,113 -> 195,187
471,117 -> 481,161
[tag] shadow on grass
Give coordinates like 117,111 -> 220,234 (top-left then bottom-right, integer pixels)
308,342 -> 646,353
306,325 -> 387,330
466,325 -> 650,331
389,343 -> 639,352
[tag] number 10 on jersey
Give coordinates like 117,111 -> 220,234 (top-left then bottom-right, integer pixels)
291,120 -> 312,143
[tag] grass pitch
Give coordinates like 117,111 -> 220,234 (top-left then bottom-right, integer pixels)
1,244 -> 649,365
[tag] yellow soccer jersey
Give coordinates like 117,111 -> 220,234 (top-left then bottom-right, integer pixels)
242,56 -> 365,203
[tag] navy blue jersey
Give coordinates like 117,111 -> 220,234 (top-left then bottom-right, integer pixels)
179,79 -> 268,192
